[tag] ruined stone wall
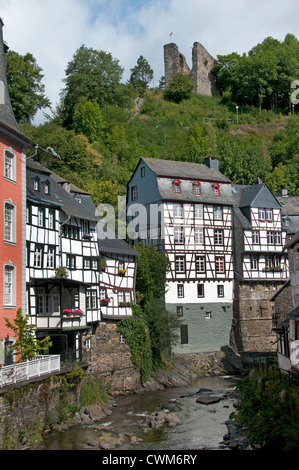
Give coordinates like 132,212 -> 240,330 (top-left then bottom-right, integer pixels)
84,322 -> 141,396
164,41 -> 217,96
232,283 -> 286,353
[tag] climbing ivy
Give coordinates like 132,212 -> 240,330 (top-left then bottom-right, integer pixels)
117,305 -> 153,383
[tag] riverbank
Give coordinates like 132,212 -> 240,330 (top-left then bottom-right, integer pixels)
39,360 -> 248,451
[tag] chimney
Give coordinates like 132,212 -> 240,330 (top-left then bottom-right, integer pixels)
203,158 -> 219,170
276,189 -> 288,197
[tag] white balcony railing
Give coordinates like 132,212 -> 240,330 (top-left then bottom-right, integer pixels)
0,355 -> 60,388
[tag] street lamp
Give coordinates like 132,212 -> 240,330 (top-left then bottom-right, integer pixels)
236,106 -> 239,124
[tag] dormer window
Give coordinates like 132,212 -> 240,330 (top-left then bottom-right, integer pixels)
33,176 -> 40,191
213,183 -> 220,196
174,180 -> 181,193
44,180 -> 50,194
194,181 -> 201,195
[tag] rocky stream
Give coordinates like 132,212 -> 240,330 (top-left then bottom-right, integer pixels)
37,361 -> 256,451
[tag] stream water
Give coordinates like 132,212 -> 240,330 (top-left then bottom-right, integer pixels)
38,375 -> 239,451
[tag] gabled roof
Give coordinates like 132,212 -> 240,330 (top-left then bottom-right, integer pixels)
142,157 -> 231,183
233,182 -> 281,209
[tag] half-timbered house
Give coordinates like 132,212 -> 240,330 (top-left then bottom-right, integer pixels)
127,157 -> 234,354
231,182 -> 289,353
0,19 -> 34,365
26,159 -> 102,362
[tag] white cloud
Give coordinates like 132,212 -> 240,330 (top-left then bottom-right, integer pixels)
1,0 -> 299,124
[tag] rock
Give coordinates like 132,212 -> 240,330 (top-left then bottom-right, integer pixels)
196,396 -> 222,405
97,432 -> 125,450
165,413 -> 182,428
83,405 -> 111,422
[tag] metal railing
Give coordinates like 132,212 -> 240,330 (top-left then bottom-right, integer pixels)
0,355 -> 60,388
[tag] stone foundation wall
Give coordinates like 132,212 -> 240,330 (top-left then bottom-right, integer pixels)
84,321 -> 141,396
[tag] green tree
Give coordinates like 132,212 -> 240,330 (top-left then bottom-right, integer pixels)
164,73 -> 194,103
60,45 -> 124,126
4,309 -> 52,363
73,97 -> 104,142
7,50 -> 50,122
129,55 -> 153,96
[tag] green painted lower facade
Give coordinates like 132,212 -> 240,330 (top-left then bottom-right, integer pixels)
168,302 -> 233,354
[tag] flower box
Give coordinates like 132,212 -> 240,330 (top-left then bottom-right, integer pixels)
63,309 -> 84,318
119,269 -> 126,276
100,299 -> 109,306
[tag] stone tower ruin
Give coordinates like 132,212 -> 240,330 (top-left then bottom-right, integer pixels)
163,42 -> 217,96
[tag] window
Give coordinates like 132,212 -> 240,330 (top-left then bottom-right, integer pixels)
174,179 -> 181,193
266,209 -> 273,221
34,245 -> 44,268
177,284 -> 184,298
194,181 -> 201,195
44,180 -> 50,194
213,183 -> 220,196
252,230 -> 259,244
196,256 -> 205,273
4,264 -> 16,306
87,290 -> 97,309
251,255 -> 258,270
131,186 -> 138,201
214,229 -> 223,245
175,256 -> 185,273
118,291 -> 124,303
217,285 -> 224,297
99,288 -> 106,300
174,226 -> 184,244
63,225 -> 79,239
26,205 -> 32,224
267,231 -> 274,244
274,232 -> 281,245
195,227 -> 204,244
258,208 -> 265,220
180,325 -> 188,344
84,257 -> 91,269
174,203 -> 183,218
66,255 -> 76,270
205,312 -> 212,319
141,167 -> 145,177
33,176 -> 40,191
194,204 -> 203,219
37,207 -> 45,227
214,206 -> 222,220
176,306 -> 183,316
197,284 -> 204,297
48,209 -> 55,229
266,255 -> 281,270
4,202 -> 15,243
47,246 -> 56,268
4,150 -> 15,181
215,256 -> 224,273
82,220 -> 90,236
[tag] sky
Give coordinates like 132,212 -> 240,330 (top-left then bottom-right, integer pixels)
1,0 -> 299,124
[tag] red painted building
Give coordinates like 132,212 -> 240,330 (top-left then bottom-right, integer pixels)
0,18 -> 33,364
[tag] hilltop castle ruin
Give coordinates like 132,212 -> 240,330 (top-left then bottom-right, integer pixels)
163,42 -> 217,96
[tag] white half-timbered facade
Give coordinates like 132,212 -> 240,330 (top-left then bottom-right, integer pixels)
97,229 -> 138,320
231,182 -> 289,353
26,160 -> 102,361
127,157 -> 234,354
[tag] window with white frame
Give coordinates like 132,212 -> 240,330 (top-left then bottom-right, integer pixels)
251,255 -> 258,270
267,231 -> 274,245
174,226 -> 184,244
174,203 -> 183,218
194,204 -> 203,219
87,289 -> 97,309
37,207 -> 45,227
66,255 -> 76,270
252,230 -> 259,244
197,284 -> 204,297
48,209 -> 55,229
118,291 -> 124,303
177,284 -> 184,298
47,246 -> 56,268
99,288 -> 106,300
4,149 -> 16,181
195,227 -> 204,244
215,256 -> 225,273
34,245 -> 43,268
274,232 -> 281,245
214,206 -> 222,220
266,209 -> 273,221
214,229 -> 223,245
217,285 -> 224,297
175,256 -> 185,273
131,186 -> 138,201
3,263 -> 16,306
196,256 -> 205,273
4,201 -> 15,243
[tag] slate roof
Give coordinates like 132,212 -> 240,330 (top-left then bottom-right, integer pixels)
142,157 -> 231,183
277,196 -> 299,216
0,19 -> 33,146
